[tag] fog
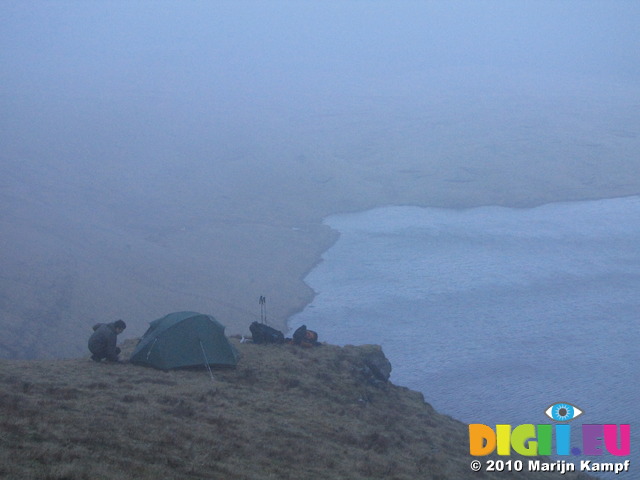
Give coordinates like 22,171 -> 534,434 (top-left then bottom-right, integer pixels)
2,1 -> 640,358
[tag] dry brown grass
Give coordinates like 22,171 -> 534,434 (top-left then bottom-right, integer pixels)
1,340 -> 593,480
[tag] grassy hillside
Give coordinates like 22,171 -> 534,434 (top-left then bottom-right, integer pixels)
0,339 -> 592,480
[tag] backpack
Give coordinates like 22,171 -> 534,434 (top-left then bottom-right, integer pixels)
292,325 -> 319,347
250,321 -> 285,344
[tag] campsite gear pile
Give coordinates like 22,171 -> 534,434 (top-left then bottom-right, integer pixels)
290,324 -> 320,347
130,312 -> 239,370
250,321 -> 285,344
249,296 -> 319,346
249,322 -> 320,347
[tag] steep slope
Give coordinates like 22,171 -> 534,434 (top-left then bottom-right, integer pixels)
0,340 -> 592,480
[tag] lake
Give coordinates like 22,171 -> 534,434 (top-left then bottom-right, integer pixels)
290,196 -> 640,477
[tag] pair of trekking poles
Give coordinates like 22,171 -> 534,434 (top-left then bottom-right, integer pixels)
259,295 -> 268,324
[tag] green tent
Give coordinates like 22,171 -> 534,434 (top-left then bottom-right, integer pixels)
130,311 -> 239,370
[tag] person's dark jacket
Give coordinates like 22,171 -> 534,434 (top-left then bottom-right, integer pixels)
88,322 -> 120,361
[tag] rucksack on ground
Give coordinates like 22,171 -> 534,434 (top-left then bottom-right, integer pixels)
291,324 -> 320,348
250,321 -> 285,344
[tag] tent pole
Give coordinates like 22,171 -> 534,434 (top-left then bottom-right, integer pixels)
146,338 -> 158,360
199,341 -> 215,384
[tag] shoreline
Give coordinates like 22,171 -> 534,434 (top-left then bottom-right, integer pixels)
279,191 -> 640,336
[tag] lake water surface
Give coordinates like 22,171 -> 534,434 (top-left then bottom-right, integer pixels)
290,196 -> 640,477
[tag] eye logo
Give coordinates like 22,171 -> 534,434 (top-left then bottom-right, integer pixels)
544,402 -> 583,422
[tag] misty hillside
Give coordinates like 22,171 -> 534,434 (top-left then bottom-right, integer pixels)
0,153 -> 339,359
0,339 -> 593,480
3,2 -> 640,361
4,89 -> 640,359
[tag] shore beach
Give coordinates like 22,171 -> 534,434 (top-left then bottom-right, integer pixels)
2,73 -> 640,359
177,75 -> 640,336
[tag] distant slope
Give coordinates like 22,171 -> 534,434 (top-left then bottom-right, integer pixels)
3,84 -> 640,359
0,340 -> 592,480
0,157 -> 337,358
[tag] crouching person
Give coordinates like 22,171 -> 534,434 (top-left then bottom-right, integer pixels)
88,319 -> 126,362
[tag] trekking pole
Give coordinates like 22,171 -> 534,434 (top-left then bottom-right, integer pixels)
259,296 -> 267,324
263,296 -> 267,325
